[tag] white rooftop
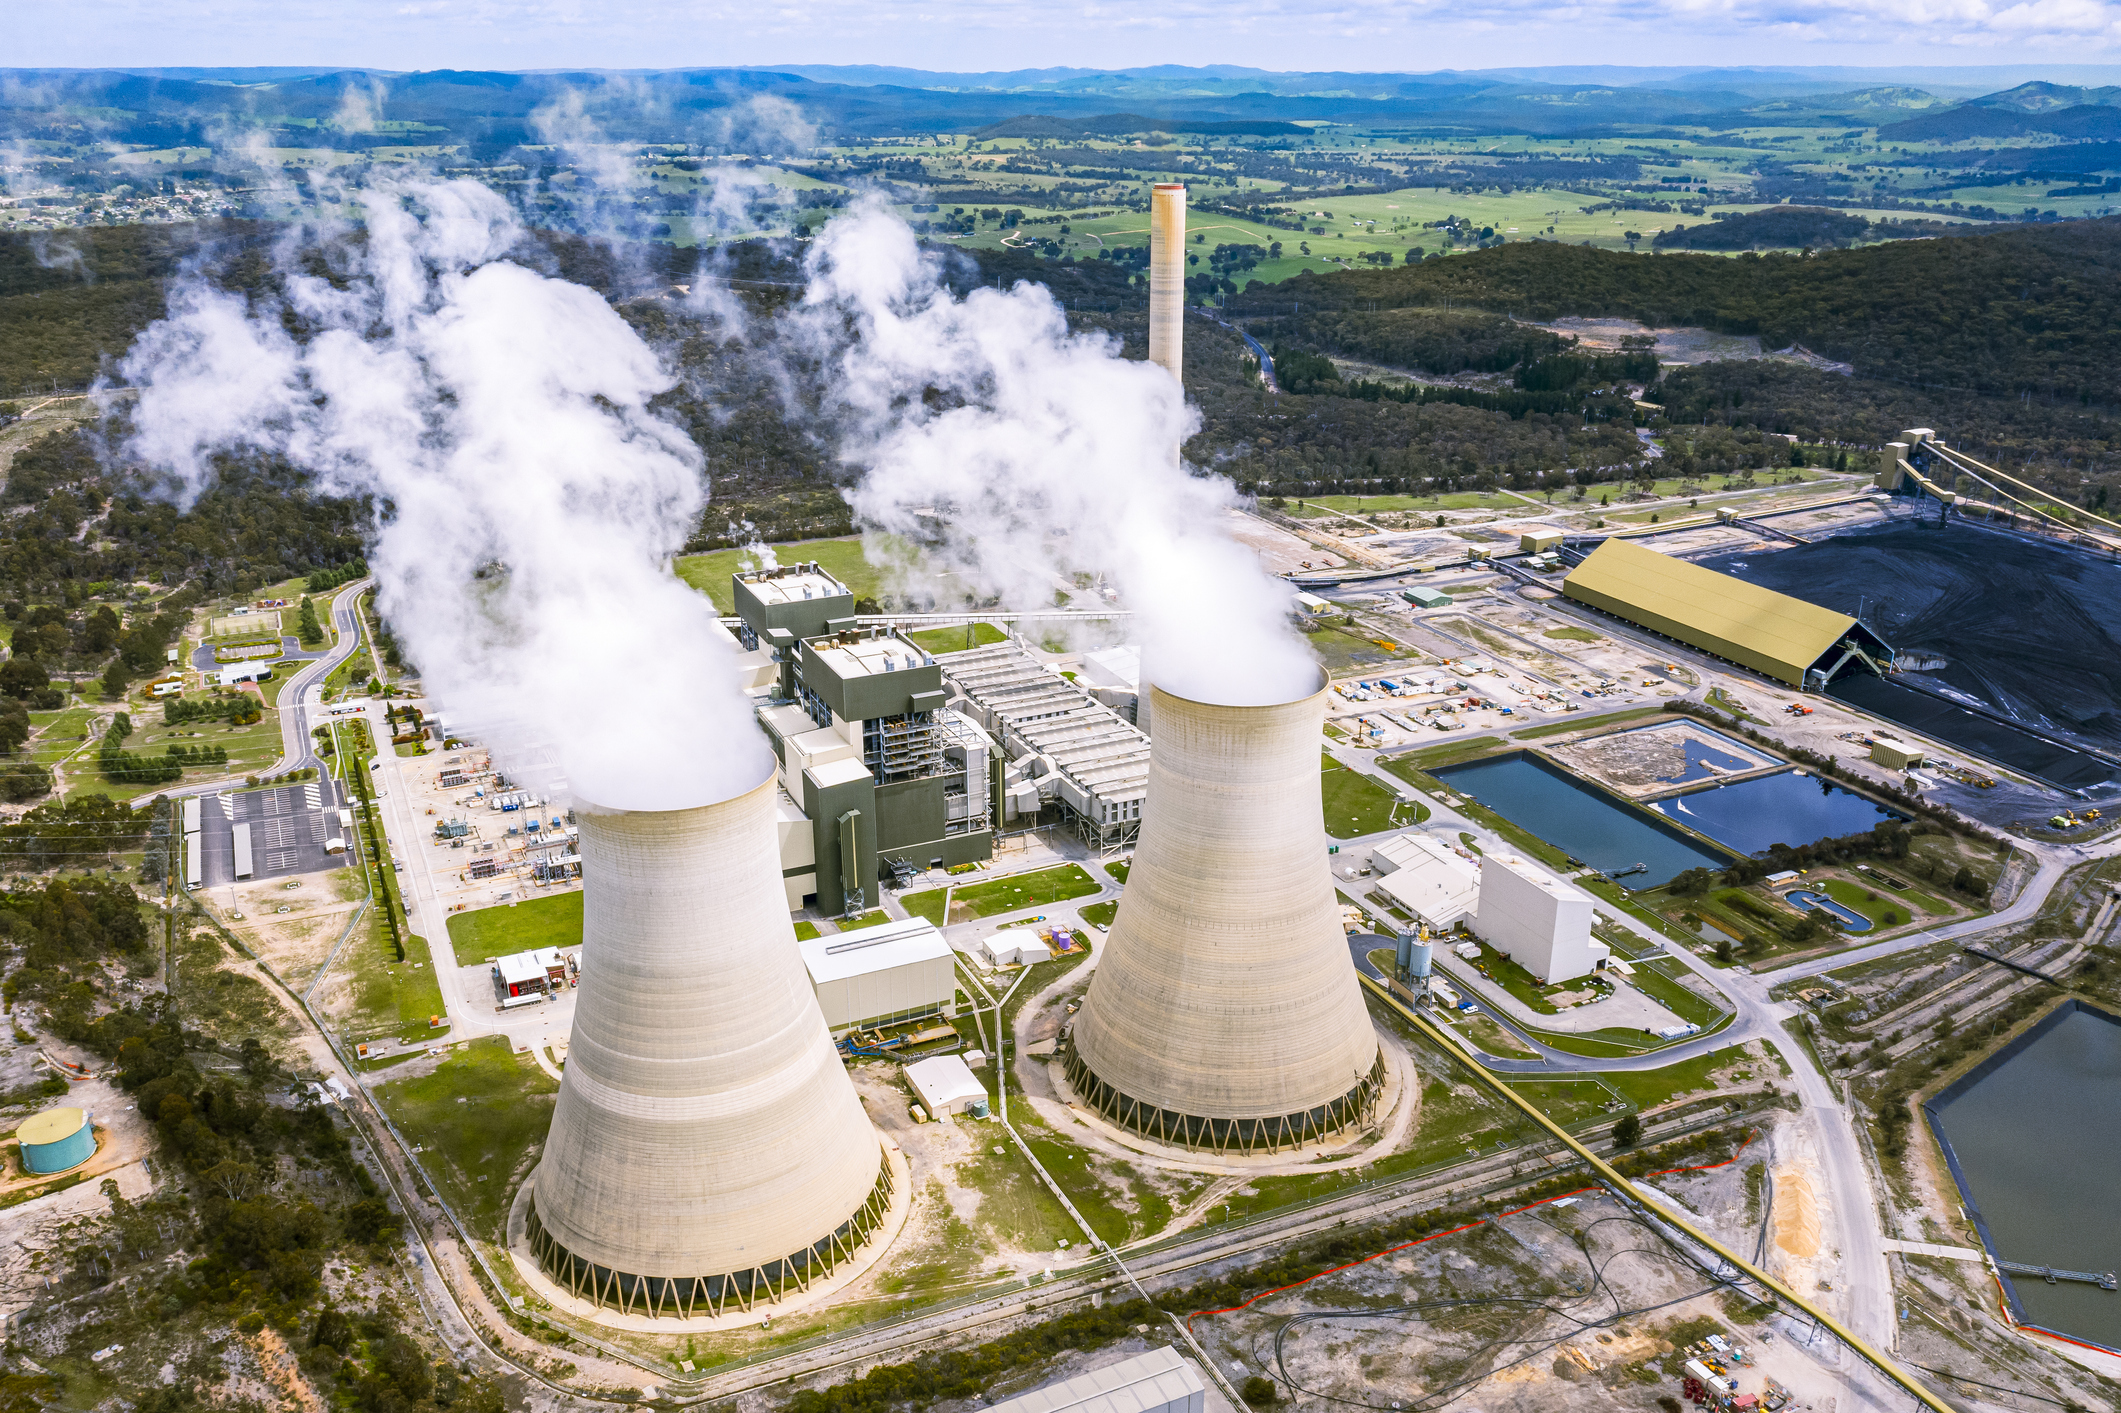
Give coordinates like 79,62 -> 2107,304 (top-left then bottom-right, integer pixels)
809,633 -> 936,680
799,916 -> 953,986
1489,852 -> 1593,904
903,1053 -> 987,1117
1079,645 -> 1140,692
987,1347 -> 1206,1413
494,946 -> 565,983
1371,833 -> 1482,928
742,570 -> 847,606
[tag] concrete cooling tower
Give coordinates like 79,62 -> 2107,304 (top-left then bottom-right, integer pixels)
528,777 -> 892,1318
1065,675 -> 1384,1153
1148,183 -> 1186,385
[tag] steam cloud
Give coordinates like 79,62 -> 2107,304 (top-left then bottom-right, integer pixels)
119,177 -> 770,811
798,202 -> 1318,707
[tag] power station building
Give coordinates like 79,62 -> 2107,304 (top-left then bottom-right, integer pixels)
798,916 -> 958,1037
938,641 -> 1150,852
1561,538 -> 1891,690
734,565 -> 997,915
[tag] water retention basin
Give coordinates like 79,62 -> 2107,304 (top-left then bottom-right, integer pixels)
1924,1000 -> 2121,1354
1430,752 -> 1730,889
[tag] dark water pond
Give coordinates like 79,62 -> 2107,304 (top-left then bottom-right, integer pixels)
1431,752 -> 1729,888
1928,1004 -> 2121,1351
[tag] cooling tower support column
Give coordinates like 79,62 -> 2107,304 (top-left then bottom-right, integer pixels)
1065,676 -> 1384,1155
1148,183 -> 1186,386
527,778 -> 893,1320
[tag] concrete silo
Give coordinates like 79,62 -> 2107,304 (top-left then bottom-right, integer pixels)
527,777 -> 892,1318
1065,675 -> 1384,1153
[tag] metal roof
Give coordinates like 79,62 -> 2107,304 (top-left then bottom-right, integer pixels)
798,916 -> 952,985
986,1347 -> 1205,1413
1561,538 -> 1854,687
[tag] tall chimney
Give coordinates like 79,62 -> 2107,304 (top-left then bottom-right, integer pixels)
1148,183 -> 1186,386
1065,675 -> 1384,1154
528,777 -> 893,1318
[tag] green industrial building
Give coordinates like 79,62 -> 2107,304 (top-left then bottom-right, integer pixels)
733,565 -> 995,916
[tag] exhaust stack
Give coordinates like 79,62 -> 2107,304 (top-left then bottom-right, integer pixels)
1065,676 -> 1384,1154
1148,183 -> 1186,385
528,777 -> 891,1319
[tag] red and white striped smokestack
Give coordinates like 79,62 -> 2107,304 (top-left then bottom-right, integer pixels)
1148,184 -> 1186,386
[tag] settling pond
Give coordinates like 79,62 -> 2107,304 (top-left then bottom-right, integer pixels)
1926,1002 -> 2121,1352
1653,770 -> 1905,857
1430,752 -> 1729,888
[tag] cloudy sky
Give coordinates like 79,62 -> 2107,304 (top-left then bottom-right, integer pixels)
16,0 -> 2121,73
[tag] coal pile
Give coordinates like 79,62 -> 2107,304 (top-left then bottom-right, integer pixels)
1700,520 -> 2121,787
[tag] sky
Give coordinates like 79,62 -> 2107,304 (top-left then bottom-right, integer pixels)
14,0 -> 2121,74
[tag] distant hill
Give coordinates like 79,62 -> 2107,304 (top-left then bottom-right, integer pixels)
1652,207 -> 1871,251
974,114 -> 1306,138
1224,218 -> 2121,398
1879,81 -> 2121,142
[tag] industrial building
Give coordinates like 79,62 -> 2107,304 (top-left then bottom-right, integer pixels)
1067,677 -> 1385,1154
734,563 -> 997,915
1473,853 -> 1608,984
987,1347 -> 1206,1413
1871,739 -> 1926,771
493,947 -> 570,999
798,916 -> 958,1036
1370,832 -> 1481,929
1562,538 -> 1892,690
938,641 -> 1150,853
528,782 -> 893,1319
16,1106 -> 94,1175
905,1053 -> 988,1119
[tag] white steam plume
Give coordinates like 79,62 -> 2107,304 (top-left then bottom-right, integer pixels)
118,176 -> 770,811
798,202 -> 1317,707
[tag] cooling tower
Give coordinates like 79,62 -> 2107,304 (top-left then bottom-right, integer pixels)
1148,183 -> 1186,384
528,776 -> 892,1319
1065,676 -> 1384,1154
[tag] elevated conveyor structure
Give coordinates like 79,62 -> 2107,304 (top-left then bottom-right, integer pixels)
1881,429 -> 2121,554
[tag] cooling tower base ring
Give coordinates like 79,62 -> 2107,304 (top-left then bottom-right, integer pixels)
1062,1042 -> 1386,1156
510,1144 -> 908,1327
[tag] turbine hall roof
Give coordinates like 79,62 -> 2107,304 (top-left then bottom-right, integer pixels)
1561,538 -> 1855,687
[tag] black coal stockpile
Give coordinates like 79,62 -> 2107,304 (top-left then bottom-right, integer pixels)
1700,521 -> 2121,787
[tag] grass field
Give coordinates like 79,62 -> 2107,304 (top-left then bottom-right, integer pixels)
1321,755 -> 1415,838
444,891 -> 583,960
900,863 -> 1100,925
1079,900 -> 1118,929
904,622 -> 1008,655
675,535 -> 891,611
373,1035 -> 559,1240
1512,707 -> 1667,741
1819,878 -> 1920,929
1308,624 -> 1423,673
343,925 -> 450,1042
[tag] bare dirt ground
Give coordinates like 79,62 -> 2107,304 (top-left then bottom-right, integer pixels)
221,865 -> 367,995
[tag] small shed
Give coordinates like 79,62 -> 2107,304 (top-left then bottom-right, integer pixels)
1293,592 -> 1334,617
1402,585 -> 1451,609
493,947 -> 568,998
1519,530 -> 1563,554
1870,739 -> 1925,771
904,1054 -> 989,1119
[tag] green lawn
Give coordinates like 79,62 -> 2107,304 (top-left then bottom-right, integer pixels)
445,891 -> 583,960
1308,625 -> 1423,673
674,535 -> 891,611
373,1034 -> 559,1240
344,926 -> 451,1042
901,863 -> 1100,925
903,622 -> 1008,655
838,909 -> 893,931
793,920 -> 822,941
1079,900 -> 1118,929
1508,1078 -> 1625,1128
1819,879 -> 1918,930
1321,756 -> 1410,838
1542,627 -> 1601,643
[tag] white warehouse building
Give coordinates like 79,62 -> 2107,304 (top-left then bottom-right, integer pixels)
798,916 -> 959,1036
1370,832 -> 1481,929
1473,853 -> 1608,984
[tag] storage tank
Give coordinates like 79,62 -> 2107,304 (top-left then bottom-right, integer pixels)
528,775 -> 892,1319
1396,934 -> 1433,980
17,1106 -> 94,1174
1065,674 -> 1383,1153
